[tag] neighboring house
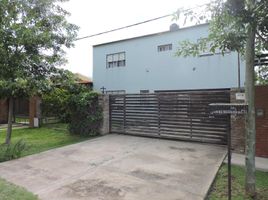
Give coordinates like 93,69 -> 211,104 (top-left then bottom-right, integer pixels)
93,23 -> 245,94
0,73 -> 92,125
74,73 -> 93,88
0,98 -> 34,126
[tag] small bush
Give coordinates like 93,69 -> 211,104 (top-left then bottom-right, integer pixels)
41,83 -> 92,123
0,140 -> 28,162
68,91 -> 102,136
41,88 -> 71,122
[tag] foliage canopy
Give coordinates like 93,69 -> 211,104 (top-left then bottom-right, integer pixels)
0,0 -> 78,98
175,0 -> 268,57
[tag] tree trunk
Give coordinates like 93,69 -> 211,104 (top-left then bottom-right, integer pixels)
245,19 -> 256,196
5,97 -> 14,145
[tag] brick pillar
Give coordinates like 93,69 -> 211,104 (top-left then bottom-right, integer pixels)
255,85 -> 268,157
29,96 -> 41,128
230,88 -> 246,153
0,99 -> 8,124
98,94 -> 110,135
230,86 -> 268,158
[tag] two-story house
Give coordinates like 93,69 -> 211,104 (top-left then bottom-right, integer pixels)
93,23 -> 245,94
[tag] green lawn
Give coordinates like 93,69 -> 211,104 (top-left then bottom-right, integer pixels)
0,123 -> 93,157
208,164 -> 268,200
0,178 -> 38,200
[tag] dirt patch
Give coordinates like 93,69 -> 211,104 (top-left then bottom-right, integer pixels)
131,169 -> 167,181
169,146 -> 196,152
65,179 -> 125,200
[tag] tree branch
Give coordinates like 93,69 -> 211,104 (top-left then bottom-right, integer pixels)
256,31 -> 267,44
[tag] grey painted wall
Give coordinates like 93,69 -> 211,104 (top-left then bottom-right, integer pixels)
93,24 -> 245,93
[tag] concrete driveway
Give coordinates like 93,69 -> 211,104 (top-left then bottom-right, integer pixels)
0,134 -> 226,200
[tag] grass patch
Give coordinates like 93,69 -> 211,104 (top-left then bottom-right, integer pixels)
208,164 -> 268,199
0,123 -> 93,157
14,116 -> 29,124
0,178 -> 38,200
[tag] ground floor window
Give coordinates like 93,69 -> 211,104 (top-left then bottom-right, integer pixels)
106,90 -> 126,94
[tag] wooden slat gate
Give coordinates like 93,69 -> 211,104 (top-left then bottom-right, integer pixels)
110,89 -> 230,145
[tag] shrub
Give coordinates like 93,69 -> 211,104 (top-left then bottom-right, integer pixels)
41,83 -> 92,123
68,91 -> 102,136
41,88 -> 71,122
0,140 -> 28,162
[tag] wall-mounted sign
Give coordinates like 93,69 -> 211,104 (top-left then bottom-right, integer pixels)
256,108 -> 265,117
209,103 -> 248,115
235,93 -> 245,100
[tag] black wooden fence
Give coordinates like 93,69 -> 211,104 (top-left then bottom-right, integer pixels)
110,89 -> 230,145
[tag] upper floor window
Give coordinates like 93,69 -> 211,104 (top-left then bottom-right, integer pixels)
197,38 -> 231,57
158,44 -> 172,52
106,52 -> 126,68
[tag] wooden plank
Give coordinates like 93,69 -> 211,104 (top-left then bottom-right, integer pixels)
159,130 -> 226,140
160,123 -> 228,131
111,131 -> 226,145
159,127 -> 227,136
159,120 -> 228,128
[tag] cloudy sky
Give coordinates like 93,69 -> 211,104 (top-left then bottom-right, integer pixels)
62,0 -> 210,78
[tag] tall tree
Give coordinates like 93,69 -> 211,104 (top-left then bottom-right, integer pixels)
0,0 -> 78,144
175,0 -> 267,196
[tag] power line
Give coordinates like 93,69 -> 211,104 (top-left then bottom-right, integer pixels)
74,14 -> 172,41
74,3 -> 210,41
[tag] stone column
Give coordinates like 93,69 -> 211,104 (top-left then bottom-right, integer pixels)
98,94 -> 110,135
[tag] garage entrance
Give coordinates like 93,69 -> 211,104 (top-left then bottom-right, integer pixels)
110,89 -> 230,145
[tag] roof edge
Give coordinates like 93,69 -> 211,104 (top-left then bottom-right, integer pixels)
93,23 -> 209,47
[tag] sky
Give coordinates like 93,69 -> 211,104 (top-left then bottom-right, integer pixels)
61,0 -> 210,78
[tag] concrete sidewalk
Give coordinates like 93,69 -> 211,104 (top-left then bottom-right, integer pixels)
224,153 -> 268,172
0,123 -> 28,131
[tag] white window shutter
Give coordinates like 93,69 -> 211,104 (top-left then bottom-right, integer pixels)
113,54 -> 119,61
119,52 -> 125,60
107,55 -> 113,62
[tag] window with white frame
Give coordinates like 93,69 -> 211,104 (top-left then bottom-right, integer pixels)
106,52 -> 126,68
157,44 -> 172,52
198,48 -> 231,57
140,90 -> 150,94
106,90 -> 125,94
197,39 -> 231,57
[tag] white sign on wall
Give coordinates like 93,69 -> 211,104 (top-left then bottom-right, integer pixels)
235,93 -> 245,100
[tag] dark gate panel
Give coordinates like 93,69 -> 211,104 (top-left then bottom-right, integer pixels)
14,98 -> 29,124
110,89 -> 230,144
14,99 -> 29,117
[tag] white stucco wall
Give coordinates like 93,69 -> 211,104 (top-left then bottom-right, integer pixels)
93,24 -> 245,93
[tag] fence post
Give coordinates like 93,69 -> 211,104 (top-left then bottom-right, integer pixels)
29,96 -> 41,128
189,95 -> 193,139
99,94 -> 110,135
158,94 -> 160,135
123,95 -> 126,133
